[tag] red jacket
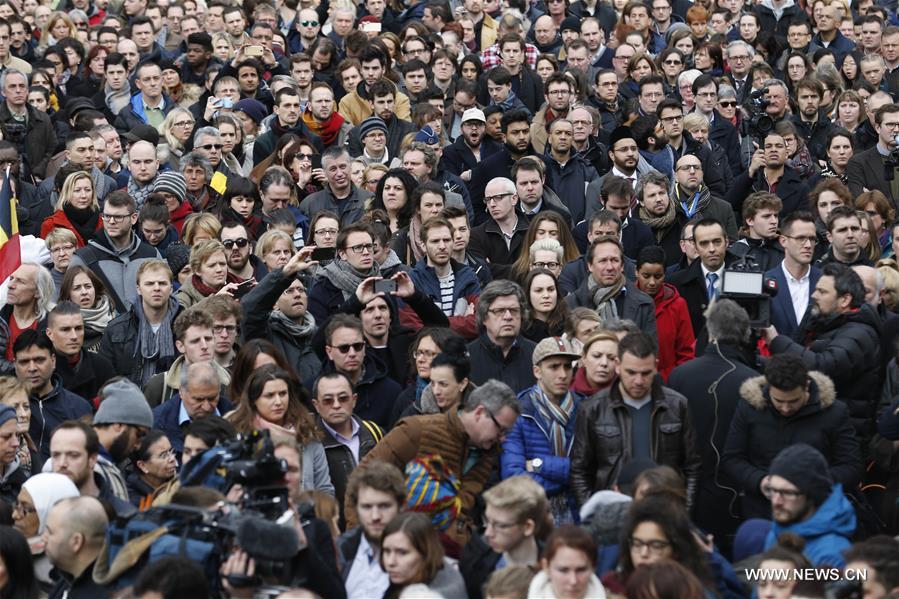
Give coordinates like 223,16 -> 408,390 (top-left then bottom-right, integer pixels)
654,283 -> 695,381
169,201 -> 193,236
40,210 -> 102,247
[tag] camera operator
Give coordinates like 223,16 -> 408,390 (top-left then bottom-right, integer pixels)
726,131 -> 810,218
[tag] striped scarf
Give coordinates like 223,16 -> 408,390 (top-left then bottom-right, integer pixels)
530,386 -> 575,456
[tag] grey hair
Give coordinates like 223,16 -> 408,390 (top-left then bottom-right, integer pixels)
705,299 -> 750,345
28,262 -> 55,321
762,78 -> 789,96
0,68 -> 26,90
463,378 -> 520,416
321,146 -> 350,168
677,68 -> 702,89
726,40 -> 755,58
193,126 -> 222,146
487,177 -> 516,196
476,279 -> 529,330
860,53 -> 887,68
528,238 -> 564,263
179,361 -> 222,392
601,318 -> 639,334
180,151 -> 214,181
718,83 -> 737,100
636,171 -> 671,201
405,142 -> 438,168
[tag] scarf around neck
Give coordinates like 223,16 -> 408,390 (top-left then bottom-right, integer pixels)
269,310 -> 316,340
529,385 -> 575,456
190,272 -> 241,297
638,199 -> 676,240
62,202 -> 100,245
671,183 -> 711,219
104,83 -> 131,115
82,294 -> 114,334
133,296 -> 178,387
321,259 -> 380,299
301,107 -> 345,147
127,177 -> 154,211
588,273 -> 626,322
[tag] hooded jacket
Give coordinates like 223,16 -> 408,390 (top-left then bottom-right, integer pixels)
769,303 -> 881,442
28,376 -> 92,459
763,483 -> 856,567
69,231 -> 162,314
651,283 -> 695,381
722,371 -> 863,519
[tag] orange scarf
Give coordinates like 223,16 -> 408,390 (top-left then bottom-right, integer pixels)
301,106 -> 345,147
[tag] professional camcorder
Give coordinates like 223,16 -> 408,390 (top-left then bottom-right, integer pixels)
719,256 -> 778,328
742,87 -> 774,144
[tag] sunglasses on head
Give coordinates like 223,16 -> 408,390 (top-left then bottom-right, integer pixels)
331,342 -> 365,354
222,238 -> 249,249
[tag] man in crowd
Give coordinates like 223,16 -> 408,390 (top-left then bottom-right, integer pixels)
767,211 -> 823,339
846,103 -> 899,202
220,222 -> 266,283
346,80 -> 416,162
817,205 -> 871,267
542,119 -> 596,226
114,62 -> 174,132
253,88 -> 317,164
299,147 -> 371,227
442,108 -> 501,182
843,537 -> 899,598
338,47 -> 411,125
730,192 -> 785,272
792,77 -> 837,161
468,109 -> 532,219
530,73 -> 572,155
0,68 -> 55,178
1,263 -> 52,371
46,301 -> 115,401
152,361 -> 231,453
513,157 -> 571,225
410,217 -> 481,317
468,177 -> 529,279
43,496 -> 109,597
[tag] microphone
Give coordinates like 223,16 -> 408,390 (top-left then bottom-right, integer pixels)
236,514 -> 301,560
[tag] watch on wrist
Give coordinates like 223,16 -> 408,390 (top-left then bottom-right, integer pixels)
531,458 -> 543,472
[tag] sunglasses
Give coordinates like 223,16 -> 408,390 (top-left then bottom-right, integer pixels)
222,238 -> 249,249
300,20 -> 319,26
719,101 -> 737,107
330,342 -> 365,354
198,143 -> 223,150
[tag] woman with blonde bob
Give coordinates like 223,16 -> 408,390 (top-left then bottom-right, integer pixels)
38,11 -> 76,51
0,377 -> 39,477
255,229 -> 296,271
176,239 -> 242,308
160,107 -> 196,171
181,212 -> 222,246
571,331 -> 620,396
40,171 -> 101,246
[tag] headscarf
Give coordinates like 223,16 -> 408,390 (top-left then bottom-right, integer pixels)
21,473 -> 80,535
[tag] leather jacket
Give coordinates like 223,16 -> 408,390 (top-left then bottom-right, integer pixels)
569,377 -> 700,508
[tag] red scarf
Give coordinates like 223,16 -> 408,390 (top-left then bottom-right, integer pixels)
191,272 -> 241,297
302,107 -> 345,147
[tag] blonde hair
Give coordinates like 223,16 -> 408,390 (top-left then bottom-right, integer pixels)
211,32 -> 234,60
482,475 -> 549,526
44,227 -> 78,250
181,213 -> 222,246
40,11 -> 76,47
582,330 -> 621,356
880,265 -> 899,308
55,171 -> 97,211
189,239 -> 227,273
255,229 -> 295,261
161,107 -> 195,150
0,376 -> 28,404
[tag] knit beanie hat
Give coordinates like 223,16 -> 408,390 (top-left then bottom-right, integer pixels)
233,99 -> 267,124
768,444 -> 834,506
413,125 -> 439,145
152,171 -> 187,203
0,405 -> 14,428
166,243 -> 191,278
359,116 -> 388,140
94,379 -> 154,429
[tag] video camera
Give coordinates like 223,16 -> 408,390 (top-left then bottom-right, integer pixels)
885,134 -> 899,183
719,256 -> 778,328
742,87 -> 774,145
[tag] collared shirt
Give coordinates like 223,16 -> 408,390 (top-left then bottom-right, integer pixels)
345,534 -> 390,599
143,95 -> 165,129
782,260 -> 811,325
480,42 -> 540,70
611,167 -> 638,188
700,263 -> 725,298
321,417 -> 361,462
522,198 -> 544,217
178,401 -> 221,426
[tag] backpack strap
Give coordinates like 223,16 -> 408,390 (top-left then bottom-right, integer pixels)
361,419 -> 383,443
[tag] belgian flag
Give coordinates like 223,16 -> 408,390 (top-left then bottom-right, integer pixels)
0,168 -> 20,282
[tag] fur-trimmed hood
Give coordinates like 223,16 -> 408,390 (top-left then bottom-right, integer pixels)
739,370 -> 836,410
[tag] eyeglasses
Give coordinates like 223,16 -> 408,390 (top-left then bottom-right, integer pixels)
198,143 -> 224,151
532,261 -> 560,270
347,243 -> 374,254
51,244 -> 76,254
782,235 -> 817,245
297,153 -> 314,161
663,59 -> 682,65
660,114 -> 683,123
629,537 -> 671,552
330,341 -> 365,354
486,408 -> 511,436
102,212 -> 133,223
676,164 -> 702,172
487,306 -> 521,317
213,324 -> 237,335
222,238 -> 249,249
414,349 -> 438,360
300,20 -> 319,26
315,228 -> 338,237
762,485 -> 804,500
317,394 -> 352,406
485,517 -> 519,531
174,120 -> 194,128
484,193 -> 513,205
547,89 -> 570,96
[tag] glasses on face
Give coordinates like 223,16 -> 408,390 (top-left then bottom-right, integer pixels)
533,260 -> 560,270
222,238 -> 249,249
783,234 -> 817,245
51,244 -> 76,254
660,114 -> 683,123
347,243 -> 374,254
547,89 -> 570,96
487,306 -> 521,317
486,408 -> 511,436
213,324 -> 237,335
317,394 -> 352,406
676,164 -> 701,172
762,485 -> 803,500
414,349 -> 438,360
663,59 -> 682,65
331,341 -> 365,354
300,20 -> 319,26
629,537 -> 671,552
102,212 -> 133,223
315,228 -> 338,237
198,143 -> 224,151
297,153 -> 314,161
485,517 -> 519,532
485,193 -> 513,205
174,120 -> 194,128
719,101 -> 737,108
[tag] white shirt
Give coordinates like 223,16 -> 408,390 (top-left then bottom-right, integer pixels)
345,534 -> 390,599
700,263 -> 725,298
612,167 -> 638,188
782,261 -> 811,325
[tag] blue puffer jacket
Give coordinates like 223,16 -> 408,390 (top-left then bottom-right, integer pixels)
408,258 -> 481,313
501,387 -> 583,521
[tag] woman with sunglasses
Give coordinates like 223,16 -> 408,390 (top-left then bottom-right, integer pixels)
658,48 -> 685,95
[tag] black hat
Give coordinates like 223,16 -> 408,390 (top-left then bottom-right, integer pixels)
561,16 -> 581,33
187,32 -> 213,52
122,124 -> 159,146
609,126 -> 636,149
66,97 -> 96,121
165,243 -> 191,277
768,444 -> 834,506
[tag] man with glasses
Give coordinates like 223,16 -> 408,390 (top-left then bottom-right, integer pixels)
469,177 -> 529,279
725,40 -> 754,102
723,354 -> 861,528
847,103 -> 899,201
571,331 -> 700,506
592,69 -> 624,135
691,74 -> 741,173
152,361 -> 232,454
766,211 -> 822,339
636,75 -> 665,117
727,131 -> 810,219
70,191 -> 161,314
312,371 -> 383,512
531,72 -> 572,155
656,98 -> 728,198
611,43 -> 636,82
113,61 -> 174,133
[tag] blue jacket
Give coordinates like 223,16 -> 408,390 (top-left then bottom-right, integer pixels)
152,393 -> 235,453
501,387 -> 583,520
765,262 -> 822,340
764,483 -> 856,568
409,258 -> 481,314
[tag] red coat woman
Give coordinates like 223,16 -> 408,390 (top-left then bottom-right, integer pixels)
40,170 -> 103,247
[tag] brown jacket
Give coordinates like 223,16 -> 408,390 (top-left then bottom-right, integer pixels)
346,407 -> 497,544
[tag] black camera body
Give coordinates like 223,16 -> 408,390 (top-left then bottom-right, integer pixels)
743,87 -> 775,144
719,256 -> 778,328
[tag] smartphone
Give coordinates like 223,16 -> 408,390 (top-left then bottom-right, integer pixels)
221,97 -> 233,109
311,246 -> 336,262
245,45 -> 264,57
373,279 -> 397,294
310,154 -> 322,170
233,279 -> 256,298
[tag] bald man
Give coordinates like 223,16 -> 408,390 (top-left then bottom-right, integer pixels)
43,496 -> 109,597
127,140 -> 160,209
852,264 -> 884,307
468,177 -> 528,278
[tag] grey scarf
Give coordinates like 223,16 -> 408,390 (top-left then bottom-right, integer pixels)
587,274 -> 625,323
320,259 -> 380,300
133,296 -> 178,387
104,83 -> 131,116
81,294 -> 114,334
127,177 -> 155,211
269,310 -> 316,339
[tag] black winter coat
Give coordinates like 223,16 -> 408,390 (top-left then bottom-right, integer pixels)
722,371 -> 863,518
569,378 -> 701,507
54,349 -> 116,403
468,213 -> 531,280
466,333 -> 536,393
724,166 -> 810,219
769,303 -> 882,442
97,304 -> 182,386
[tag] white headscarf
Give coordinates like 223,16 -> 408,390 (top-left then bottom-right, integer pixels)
21,473 -> 80,534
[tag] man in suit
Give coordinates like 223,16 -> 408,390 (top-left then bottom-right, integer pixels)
725,41 -> 754,103
669,217 -> 733,340
846,103 -> 899,205
766,211 -> 823,340
692,74 -> 742,173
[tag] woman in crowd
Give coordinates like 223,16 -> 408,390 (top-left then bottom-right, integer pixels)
399,349 -> 472,421
391,181 -> 445,266
811,129 -> 854,187
370,168 -> 417,235
752,534 -> 812,599
255,229 -> 296,271
58,265 -> 115,353
571,331 -> 620,396
808,177 -> 853,258
621,52 -> 658,100
840,51 -> 861,86
227,340 -> 295,401
527,525 -> 605,599
215,114 -> 248,177
41,170 -> 102,247
833,90 -> 864,134
218,176 -> 263,240
67,43 -> 104,98
777,121 -> 817,180
212,32 -> 234,62
281,142 -> 321,202
658,48 -> 685,93
176,239 -> 242,308
181,213 -> 222,246
856,190 -> 894,256
126,430 -> 178,507
522,268 -> 568,342
38,11 -> 76,52
625,560 -> 707,599
693,41 -> 723,76
160,108 -> 196,172
12,472 -> 79,590
362,164 -> 388,194
536,54 -> 560,83
562,308 -> 603,354
0,526 -> 39,599
511,213 -> 580,284
227,365 -> 334,494
309,210 -> 340,253
458,54 -> 483,83
0,378 -> 38,478
391,328 -> 464,425
858,211 -> 883,263
381,512 -> 467,599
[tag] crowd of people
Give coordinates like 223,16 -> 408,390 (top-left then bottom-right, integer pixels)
0,0 -> 898,596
